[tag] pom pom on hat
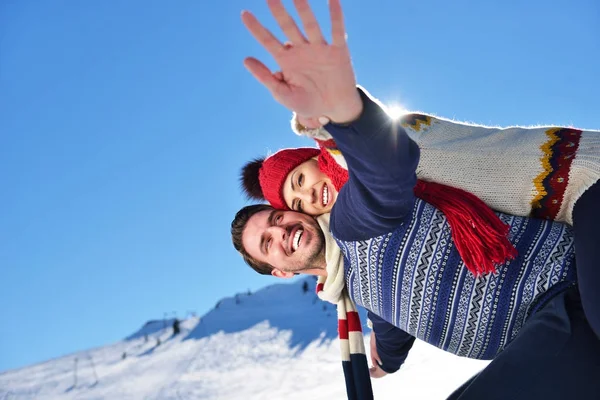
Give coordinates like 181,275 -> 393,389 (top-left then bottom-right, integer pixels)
240,157 -> 267,201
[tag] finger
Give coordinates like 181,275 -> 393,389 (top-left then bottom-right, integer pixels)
369,366 -> 384,379
329,0 -> 347,46
293,0 -> 326,43
242,10 -> 285,56
370,356 -> 377,367
297,115 -> 322,129
371,347 -> 382,365
369,366 -> 377,378
267,0 -> 308,44
243,57 -> 282,93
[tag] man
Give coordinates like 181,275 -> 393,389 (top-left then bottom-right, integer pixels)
232,0 -> 600,398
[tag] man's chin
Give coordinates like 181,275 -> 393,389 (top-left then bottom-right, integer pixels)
297,219 -> 326,269
308,238 -> 326,268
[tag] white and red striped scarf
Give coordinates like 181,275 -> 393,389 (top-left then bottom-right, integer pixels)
316,215 -> 374,400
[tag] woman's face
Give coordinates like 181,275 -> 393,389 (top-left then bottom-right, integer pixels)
281,158 -> 338,216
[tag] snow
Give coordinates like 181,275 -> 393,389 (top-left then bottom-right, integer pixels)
0,278 -> 489,399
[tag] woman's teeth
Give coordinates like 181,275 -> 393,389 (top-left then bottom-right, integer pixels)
322,185 -> 329,206
292,229 -> 303,251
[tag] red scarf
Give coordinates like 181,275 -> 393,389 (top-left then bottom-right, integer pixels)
317,139 -> 517,276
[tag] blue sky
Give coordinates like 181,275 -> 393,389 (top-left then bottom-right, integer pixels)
0,0 -> 598,372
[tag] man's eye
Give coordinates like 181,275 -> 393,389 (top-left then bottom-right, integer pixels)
266,237 -> 272,249
275,215 -> 283,224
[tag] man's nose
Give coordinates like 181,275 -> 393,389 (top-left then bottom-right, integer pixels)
268,225 -> 288,245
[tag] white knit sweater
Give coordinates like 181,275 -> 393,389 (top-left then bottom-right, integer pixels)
292,111 -> 600,225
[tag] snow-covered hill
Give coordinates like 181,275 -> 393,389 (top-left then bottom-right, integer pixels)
0,278 -> 489,399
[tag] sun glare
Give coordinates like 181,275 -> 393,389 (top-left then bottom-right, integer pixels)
386,104 -> 406,120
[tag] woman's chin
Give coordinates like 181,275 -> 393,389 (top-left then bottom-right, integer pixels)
322,204 -> 334,214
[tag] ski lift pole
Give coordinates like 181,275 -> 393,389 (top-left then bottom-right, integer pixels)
88,354 -> 99,384
73,358 -> 78,387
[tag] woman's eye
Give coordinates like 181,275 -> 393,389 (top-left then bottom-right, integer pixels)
297,200 -> 303,213
298,174 -> 304,186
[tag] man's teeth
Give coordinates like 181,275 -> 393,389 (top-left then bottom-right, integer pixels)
292,229 -> 303,251
322,185 -> 329,206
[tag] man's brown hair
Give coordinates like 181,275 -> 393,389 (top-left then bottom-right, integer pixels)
231,204 -> 274,275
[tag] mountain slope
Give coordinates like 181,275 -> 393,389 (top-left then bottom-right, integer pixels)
0,277 -> 489,399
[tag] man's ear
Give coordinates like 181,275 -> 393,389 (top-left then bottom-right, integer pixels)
271,269 -> 295,279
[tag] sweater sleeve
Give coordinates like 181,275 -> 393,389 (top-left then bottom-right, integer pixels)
326,87 -> 421,241
367,311 -> 415,374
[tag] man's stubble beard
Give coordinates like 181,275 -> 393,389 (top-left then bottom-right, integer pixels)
297,222 -> 326,273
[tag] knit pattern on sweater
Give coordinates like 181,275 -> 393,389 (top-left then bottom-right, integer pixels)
404,116 -> 599,225
335,199 -> 577,360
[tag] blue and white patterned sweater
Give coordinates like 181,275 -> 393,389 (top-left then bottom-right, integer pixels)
325,87 -> 578,373
336,200 -> 576,360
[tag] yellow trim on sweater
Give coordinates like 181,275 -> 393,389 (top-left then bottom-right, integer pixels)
531,128 -> 561,210
401,114 -> 432,132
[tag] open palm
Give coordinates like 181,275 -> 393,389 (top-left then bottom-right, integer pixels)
242,0 -> 362,124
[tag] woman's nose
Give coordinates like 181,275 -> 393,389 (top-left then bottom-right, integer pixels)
298,187 -> 316,204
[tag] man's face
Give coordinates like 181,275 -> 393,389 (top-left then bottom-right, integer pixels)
241,209 -> 326,277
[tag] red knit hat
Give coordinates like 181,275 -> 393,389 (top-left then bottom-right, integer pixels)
241,147 -> 320,210
260,148 -> 320,209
